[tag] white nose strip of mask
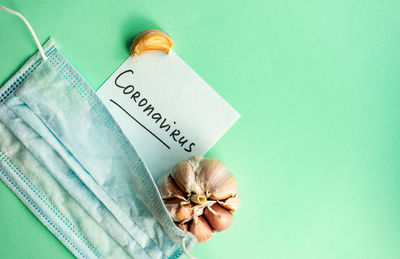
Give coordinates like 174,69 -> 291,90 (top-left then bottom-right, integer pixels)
0,5 -> 197,259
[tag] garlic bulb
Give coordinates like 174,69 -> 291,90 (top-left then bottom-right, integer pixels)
158,156 -> 239,242
130,29 -> 173,57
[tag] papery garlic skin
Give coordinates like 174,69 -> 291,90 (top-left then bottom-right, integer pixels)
218,195 -> 240,211
158,174 -> 186,200
171,161 -> 203,194
130,29 -> 173,57
158,156 -> 239,242
199,158 -> 237,200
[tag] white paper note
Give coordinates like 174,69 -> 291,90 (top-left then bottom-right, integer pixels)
97,50 -> 240,180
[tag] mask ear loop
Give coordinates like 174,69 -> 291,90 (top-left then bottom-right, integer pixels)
181,236 -> 197,259
0,5 -> 47,61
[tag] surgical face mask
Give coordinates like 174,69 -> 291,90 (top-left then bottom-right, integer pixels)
0,6 -> 196,259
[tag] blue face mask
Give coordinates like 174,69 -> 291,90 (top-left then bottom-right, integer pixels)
0,6 -> 196,259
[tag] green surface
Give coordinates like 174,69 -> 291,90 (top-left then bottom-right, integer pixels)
1,0 -> 400,258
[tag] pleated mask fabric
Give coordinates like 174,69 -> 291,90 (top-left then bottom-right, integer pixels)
0,6 -> 196,259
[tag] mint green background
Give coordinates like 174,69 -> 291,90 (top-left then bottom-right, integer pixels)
1,0 -> 400,258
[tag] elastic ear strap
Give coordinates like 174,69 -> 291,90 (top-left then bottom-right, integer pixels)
0,5 -> 47,61
181,237 -> 197,259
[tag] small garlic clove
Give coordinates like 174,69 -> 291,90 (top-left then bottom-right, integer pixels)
177,205 -> 206,224
171,161 -> 202,194
217,195 -> 240,212
157,174 -> 186,200
130,29 -> 173,57
198,158 -> 237,200
164,198 -> 190,222
190,216 -> 213,243
204,204 -> 233,232
175,203 -> 193,222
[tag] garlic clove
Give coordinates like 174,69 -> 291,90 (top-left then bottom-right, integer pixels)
190,216 -> 213,243
130,29 -> 173,57
164,199 -> 193,222
217,195 -> 240,212
176,205 -> 206,224
198,158 -> 237,200
204,204 -> 233,232
176,203 -> 193,222
157,174 -> 186,200
171,161 -> 202,194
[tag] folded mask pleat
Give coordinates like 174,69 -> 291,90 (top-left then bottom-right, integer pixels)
0,101 -> 153,258
9,60 -> 184,257
0,120 -> 131,259
2,95 -> 167,258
